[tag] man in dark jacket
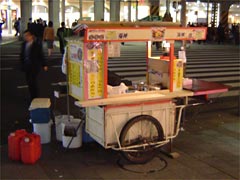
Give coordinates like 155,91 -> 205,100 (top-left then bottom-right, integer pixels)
57,22 -> 72,55
20,29 -> 48,101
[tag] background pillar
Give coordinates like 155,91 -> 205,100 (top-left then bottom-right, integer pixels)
110,0 -> 120,21
128,1 -> 131,21
149,0 -> 160,16
180,0 -> 186,26
49,0 -> 60,31
61,0 -> 65,24
79,0 -> 83,20
219,1 -> 231,31
20,0 -> 32,36
94,0 -> 104,21
163,0 -> 172,21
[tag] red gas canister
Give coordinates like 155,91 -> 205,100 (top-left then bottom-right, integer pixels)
8,129 -> 28,161
31,133 -> 41,159
20,134 -> 41,164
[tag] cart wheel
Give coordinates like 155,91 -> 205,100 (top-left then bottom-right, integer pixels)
120,115 -> 164,164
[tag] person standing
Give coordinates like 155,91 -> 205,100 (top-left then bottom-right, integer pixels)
43,21 -> 55,56
20,30 -> 48,101
57,22 -> 72,55
0,19 -> 5,40
14,18 -> 21,36
217,23 -> 225,44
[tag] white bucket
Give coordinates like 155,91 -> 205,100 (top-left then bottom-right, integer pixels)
62,119 -> 83,148
33,121 -> 52,144
55,115 -> 73,141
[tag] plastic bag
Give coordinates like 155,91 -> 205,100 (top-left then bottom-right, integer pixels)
61,47 -> 67,74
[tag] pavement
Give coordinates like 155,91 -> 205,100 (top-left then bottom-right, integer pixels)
0,30 -> 19,45
0,30 -> 239,179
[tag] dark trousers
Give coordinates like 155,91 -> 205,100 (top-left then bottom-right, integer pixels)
25,71 -> 39,101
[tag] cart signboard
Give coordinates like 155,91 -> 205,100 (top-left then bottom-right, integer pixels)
85,27 -> 207,42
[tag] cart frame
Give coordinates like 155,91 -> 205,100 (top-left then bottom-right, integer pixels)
67,21 -> 228,163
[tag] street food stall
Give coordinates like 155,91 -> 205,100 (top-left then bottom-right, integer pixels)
65,21 -> 229,164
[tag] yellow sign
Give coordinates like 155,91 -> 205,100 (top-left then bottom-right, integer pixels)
86,43 -> 104,99
68,61 -> 81,87
173,59 -> 183,91
67,41 -> 84,100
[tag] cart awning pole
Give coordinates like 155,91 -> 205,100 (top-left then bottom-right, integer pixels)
169,42 -> 174,92
146,41 -> 151,84
104,42 -> 108,98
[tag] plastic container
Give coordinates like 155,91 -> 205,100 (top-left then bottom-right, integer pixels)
55,115 -> 73,141
82,126 -> 94,143
30,108 -> 50,123
33,121 -> 52,144
8,129 -> 28,161
20,133 -> 41,164
82,130 -> 94,143
62,119 -> 83,148
29,98 -> 51,123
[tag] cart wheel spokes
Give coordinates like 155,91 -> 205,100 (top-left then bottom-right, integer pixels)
120,115 -> 164,164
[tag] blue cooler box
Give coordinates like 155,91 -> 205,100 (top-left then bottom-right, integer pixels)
29,98 -> 51,124
30,108 -> 50,123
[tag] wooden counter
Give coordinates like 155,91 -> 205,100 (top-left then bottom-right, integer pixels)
75,90 -> 193,107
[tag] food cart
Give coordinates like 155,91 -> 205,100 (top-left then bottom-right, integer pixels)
65,21 -> 229,164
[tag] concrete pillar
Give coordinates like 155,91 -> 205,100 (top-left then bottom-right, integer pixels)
128,1 -> 131,21
219,1 -> 231,30
7,0 -> 12,34
180,0 -> 187,48
180,0 -> 187,27
136,1 -> 138,21
206,0 -> 210,26
163,0 -> 172,22
48,0 -> 60,32
110,0 -> 120,21
94,0 -> 104,21
20,0 -> 32,35
61,0 -> 65,24
79,0 -> 83,20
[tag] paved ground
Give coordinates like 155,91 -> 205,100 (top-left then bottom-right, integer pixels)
1,96 -> 239,180
0,32 -> 239,179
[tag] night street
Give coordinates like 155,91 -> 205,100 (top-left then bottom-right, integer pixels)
0,39 -> 239,179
